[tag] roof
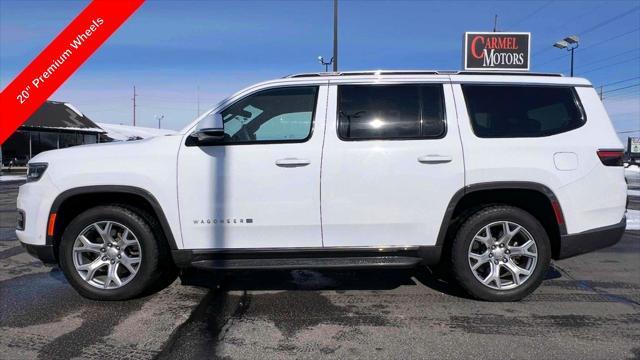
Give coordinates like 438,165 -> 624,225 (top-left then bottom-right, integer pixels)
97,122 -> 177,141
21,101 -> 104,133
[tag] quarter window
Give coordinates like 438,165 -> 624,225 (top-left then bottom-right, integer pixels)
462,85 -> 585,138
338,84 -> 446,140
221,86 -> 318,143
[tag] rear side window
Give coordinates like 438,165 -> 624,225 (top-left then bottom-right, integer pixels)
338,84 -> 445,140
462,85 -> 585,138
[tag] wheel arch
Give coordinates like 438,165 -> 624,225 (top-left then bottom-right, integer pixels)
47,186 -> 178,261
437,182 -> 567,259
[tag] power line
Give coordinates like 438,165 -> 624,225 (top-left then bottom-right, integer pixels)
70,97 -> 130,104
137,96 -> 198,103
82,108 -> 124,113
581,27 -> 640,50
602,89 -> 640,99
575,48 -> 639,68
136,105 -> 195,111
533,6 -> 640,57
504,1 -> 553,30
535,27 -> 640,67
601,76 -> 640,88
579,56 -> 640,75
602,83 -> 640,94
577,53 -> 640,73
579,5 -> 640,36
544,3 -> 605,34
617,129 -> 640,134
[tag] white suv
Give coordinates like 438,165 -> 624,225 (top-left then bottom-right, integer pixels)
17,71 -> 627,301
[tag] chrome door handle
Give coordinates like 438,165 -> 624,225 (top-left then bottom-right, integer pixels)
418,155 -> 452,164
275,158 -> 311,167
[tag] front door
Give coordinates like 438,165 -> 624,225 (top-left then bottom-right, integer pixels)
178,85 -> 327,249
321,80 -> 464,247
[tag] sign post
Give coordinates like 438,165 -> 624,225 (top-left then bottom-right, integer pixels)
464,32 -> 530,71
629,137 -> 640,165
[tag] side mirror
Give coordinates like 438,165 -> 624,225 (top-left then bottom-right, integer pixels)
189,113 -> 224,145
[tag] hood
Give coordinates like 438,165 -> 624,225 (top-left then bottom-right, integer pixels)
29,134 -> 182,165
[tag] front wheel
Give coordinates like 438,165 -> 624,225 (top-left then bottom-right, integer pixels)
450,206 -> 551,301
59,205 -> 166,300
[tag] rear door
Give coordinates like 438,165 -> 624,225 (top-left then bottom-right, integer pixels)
321,78 -> 464,247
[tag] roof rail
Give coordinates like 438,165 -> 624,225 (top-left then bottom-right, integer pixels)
457,71 -> 563,77
284,70 -> 562,78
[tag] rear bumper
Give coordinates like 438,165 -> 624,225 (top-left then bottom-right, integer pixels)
20,241 -> 57,264
557,217 -> 626,259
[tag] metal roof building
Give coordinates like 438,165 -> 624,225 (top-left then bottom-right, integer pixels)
1,101 -> 106,166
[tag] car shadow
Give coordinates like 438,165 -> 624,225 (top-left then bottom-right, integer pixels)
180,266 -> 468,298
179,264 -> 563,300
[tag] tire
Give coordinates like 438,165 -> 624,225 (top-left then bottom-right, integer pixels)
110,203 -> 179,294
450,205 -> 551,302
59,205 -> 167,300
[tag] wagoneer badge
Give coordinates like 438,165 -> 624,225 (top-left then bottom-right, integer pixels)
193,218 -> 253,225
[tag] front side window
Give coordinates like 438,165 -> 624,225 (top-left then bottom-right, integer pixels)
338,84 -> 445,140
221,86 -> 318,144
462,85 -> 585,138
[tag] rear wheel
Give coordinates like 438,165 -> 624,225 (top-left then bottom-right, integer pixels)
59,205 -> 167,300
450,206 -> 551,301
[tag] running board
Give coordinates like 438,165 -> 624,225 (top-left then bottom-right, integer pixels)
190,256 -> 423,270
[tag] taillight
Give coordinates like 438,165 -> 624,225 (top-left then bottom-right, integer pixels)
597,149 -> 624,166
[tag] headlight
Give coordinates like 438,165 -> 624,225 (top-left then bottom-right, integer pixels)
27,163 -> 48,182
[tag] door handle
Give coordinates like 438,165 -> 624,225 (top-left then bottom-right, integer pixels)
275,158 -> 311,167
417,155 -> 452,164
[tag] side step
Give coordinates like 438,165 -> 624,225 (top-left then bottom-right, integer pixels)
191,256 -> 422,271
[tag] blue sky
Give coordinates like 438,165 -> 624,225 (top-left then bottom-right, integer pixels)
1,0 -> 639,139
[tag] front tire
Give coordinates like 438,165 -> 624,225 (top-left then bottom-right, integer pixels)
59,205 -> 165,300
450,206 -> 551,301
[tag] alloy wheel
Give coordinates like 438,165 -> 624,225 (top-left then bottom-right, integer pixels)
468,221 -> 538,290
72,221 -> 142,289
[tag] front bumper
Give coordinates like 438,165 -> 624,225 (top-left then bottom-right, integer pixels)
557,217 -> 626,259
16,175 -> 58,246
20,241 -> 57,264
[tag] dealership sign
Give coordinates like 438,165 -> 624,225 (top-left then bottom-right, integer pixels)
464,32 -> 530,71
630,137 -> 640,155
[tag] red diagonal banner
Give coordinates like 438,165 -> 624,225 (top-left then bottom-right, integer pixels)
0,0 -> 144,143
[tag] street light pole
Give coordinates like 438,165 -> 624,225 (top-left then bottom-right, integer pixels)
553,35 -> 579,77
155,114 -> 164,129
318,56 -> 333,72
570,46 -> 575,77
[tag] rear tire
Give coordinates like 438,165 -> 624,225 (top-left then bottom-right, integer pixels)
450,205 -> 551,301
59,205 -> 167,300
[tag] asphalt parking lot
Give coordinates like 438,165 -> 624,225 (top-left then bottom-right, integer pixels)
1,175 -> 639,360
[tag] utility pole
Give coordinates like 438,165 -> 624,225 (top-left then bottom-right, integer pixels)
333,0 -> 338,72
132,85 -> 137,127
493,14 -> 498,32
599,85 -> 603,100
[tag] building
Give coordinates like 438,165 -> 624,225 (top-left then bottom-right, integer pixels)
1,101 -> 105,166
97,122 -> 176,141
